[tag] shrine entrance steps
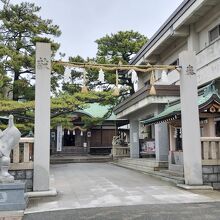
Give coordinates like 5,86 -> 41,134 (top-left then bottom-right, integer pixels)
51,146 -> 88,156
50,155 -> 112,164
112,158 -> 184,184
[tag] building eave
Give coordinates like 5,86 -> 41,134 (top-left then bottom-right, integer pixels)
130,0 -> 196,65
114,85 -> 180,116
131,0 -> 218,65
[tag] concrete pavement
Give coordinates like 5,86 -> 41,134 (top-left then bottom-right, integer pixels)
24,202 -> 220,220
25,163 -> 220,215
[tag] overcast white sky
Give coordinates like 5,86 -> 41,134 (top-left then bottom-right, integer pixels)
7,0 -> 183,59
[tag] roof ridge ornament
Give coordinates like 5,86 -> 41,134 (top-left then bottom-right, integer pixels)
203,84 -> 218,97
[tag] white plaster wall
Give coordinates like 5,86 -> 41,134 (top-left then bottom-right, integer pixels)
128,103 -> 159,121
193,4 -> 220,85
198,18 -> 220,51
196,3 -> 220,51
136,40 -> 187,89
156,17 -> 220,87
161,41 -> 187,65
137,41 -> 187,87
137,72 -> 150,90
156,69 -> 180,85
196,39 -> 220,85
155,42 -> 187,85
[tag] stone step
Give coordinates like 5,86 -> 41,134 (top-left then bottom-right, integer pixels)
50,156 -> 112,164
116,158 -> 168,170
115,161 -> 157,172
117,162 -> 157,171
159,169 -> 184,178
112,161 -> 184,185
169,164 -> 184,173
150,171 -> 185,185
51,146 -> 90,155
120,158 -> 168,166
117,160 -> 150,166
116,161 -> 165,171
53,152 -> 88,156
113,162 -> 185,184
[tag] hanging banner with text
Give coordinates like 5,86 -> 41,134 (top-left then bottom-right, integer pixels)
57,125 -> 63,152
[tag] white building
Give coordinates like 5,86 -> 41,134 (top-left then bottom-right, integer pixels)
114,0 -> 220,188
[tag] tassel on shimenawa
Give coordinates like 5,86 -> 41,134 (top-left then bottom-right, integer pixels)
149,71 -> 156,95
149,85 -> 156,95
81,85 -> 88,94
112,87 -> 120,96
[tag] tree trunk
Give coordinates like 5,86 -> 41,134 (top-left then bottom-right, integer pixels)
13,71 -> 20,101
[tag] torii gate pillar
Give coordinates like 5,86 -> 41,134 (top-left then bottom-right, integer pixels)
34,43 -> 51,191
179,50 -> 203,185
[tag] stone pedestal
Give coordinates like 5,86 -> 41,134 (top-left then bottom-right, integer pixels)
0,181 -> 27,211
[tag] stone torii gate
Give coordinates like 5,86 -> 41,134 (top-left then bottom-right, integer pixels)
33,43 -> 203,192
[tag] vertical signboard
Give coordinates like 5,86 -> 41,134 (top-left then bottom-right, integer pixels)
57,125 -> 62,152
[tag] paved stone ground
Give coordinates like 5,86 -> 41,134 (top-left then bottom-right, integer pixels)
24,202 -> 220,220
25,163 -> 220,216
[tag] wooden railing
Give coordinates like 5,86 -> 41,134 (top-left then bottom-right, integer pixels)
201,137 -> 220,165
9,137 -> 34,170
112,145 -> 130,158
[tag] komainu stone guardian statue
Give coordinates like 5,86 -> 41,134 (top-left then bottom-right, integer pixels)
112,136 -> 121,146
0,115 -> 21,182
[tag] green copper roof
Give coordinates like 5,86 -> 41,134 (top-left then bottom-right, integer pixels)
76,103 -> 116,120
0,116 -> 8,120
142,85 -> 220,125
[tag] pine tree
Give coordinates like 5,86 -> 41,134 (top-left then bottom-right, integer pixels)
0,0 -> 62,100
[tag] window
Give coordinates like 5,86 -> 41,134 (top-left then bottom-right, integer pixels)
209,25 -> 220,43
